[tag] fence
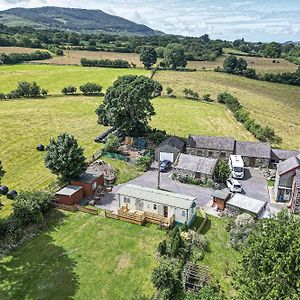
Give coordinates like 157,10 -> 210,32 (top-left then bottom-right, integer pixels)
197,208 -> 208,233
54,203 -> 102,216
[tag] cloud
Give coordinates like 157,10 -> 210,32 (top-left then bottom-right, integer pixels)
0,0 -> 299,41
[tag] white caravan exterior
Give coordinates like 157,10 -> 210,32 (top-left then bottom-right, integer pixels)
229,155 -> 245,179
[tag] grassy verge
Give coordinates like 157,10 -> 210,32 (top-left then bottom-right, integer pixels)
0,210 -> 164,299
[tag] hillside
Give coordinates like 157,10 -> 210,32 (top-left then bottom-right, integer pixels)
0,6 -> 157,36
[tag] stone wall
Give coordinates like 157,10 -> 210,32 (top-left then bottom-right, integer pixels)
186,147 -> 232,161
174,168 -> 213,180
242,157 -> 270,168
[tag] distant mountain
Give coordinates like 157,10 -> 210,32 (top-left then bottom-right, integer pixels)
0,6 -> 159,36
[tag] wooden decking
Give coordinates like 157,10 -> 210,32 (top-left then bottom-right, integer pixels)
105,205 -> 175,228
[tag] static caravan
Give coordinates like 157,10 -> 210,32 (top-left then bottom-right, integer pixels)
117,184 -> 197,226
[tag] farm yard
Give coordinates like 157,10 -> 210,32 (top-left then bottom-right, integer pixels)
154,70 -> 300,150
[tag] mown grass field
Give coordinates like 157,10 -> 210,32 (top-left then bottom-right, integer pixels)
0,96 -> 141,217
0,64 -> 149,94
0,210 -> 164,300
154,70 -> 300,150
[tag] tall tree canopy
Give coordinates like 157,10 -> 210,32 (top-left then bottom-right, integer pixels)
163,43 -> 187,69
96,75 -> 162,136
140,46 -> 157,69
44,133 -> 86,180
234,210 -> 300,300
263,41 -> 283,58
223,55 -> 247,74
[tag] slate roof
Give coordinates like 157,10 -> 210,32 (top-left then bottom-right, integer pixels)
235,141 -> 271,159
175,153 -> 218,175
187,135 -> 235,151
56,185 -> 82,196
271,148 -> 300,161
212,190 -> 230,200
72,171 -> 102,184
117,184 -> 196,210
227,194 -> 267,215
277,155 -> 300,176
156,136 -> 185,150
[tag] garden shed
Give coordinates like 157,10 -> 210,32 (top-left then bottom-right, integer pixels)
71,171 -> 104,197
155,136 -> 185,162
56,185 -> 83,205
212,190 -> 231,211
117,184 -> 197,226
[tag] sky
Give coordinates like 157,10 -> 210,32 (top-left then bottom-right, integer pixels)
0,0 -> 299,42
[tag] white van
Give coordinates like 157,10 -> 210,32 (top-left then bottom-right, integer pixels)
229,155 -> 244,179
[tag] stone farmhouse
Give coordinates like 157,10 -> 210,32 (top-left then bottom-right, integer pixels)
155,136 -> 185,162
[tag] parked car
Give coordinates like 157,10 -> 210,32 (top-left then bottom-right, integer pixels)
226,179 -> 243,193
160,160 -> 172,172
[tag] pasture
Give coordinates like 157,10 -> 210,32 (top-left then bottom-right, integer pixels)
154,70 -> 300,150
0,64 -> 149,94
0,210 -> 164,299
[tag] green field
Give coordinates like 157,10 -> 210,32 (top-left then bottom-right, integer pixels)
0,210 -> 164,300
0,64 -> 149,94
154,70 -> 300,150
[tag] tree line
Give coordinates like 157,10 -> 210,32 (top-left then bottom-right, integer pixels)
80,58 -> 131,68
61,82 -> 103,95
0,50 -> 51,65
217,92 -> 282,144
216,55 -> 300,86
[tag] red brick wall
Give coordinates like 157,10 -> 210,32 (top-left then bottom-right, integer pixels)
71,174 -> 104,197
57,188 -> 83,205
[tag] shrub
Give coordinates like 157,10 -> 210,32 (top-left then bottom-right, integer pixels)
80,58 -> 130,68
136,155 -> 152,172
183,88 -> 199,100
215,161 -> 231,183
103,133 -> 120,153
202,94 -> 213,102
61,86 -> 77,95
79,82 -> 102,95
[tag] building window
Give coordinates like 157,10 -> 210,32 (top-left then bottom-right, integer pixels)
208,151 -> 213,157
182,210 -> 186,217
124,197 -> 130,204
153,204 -> 157,210
220,152 -> 226,158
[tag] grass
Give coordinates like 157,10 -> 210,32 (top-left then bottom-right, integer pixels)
0,64 -> 149,94
0,95 -> 141,217
0,210 -> 164,300
151,97 -> 254,141
154,71 -> 300,150
201,216 -> 239,299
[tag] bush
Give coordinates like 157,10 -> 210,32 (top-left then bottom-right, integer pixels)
103,133 -> 120,153
79,82 -> 102,95
136,155 -> 152,172
81,58 -> 130,68
61,86 -> 77,95
183,88 -> 199,100
202,94 -> 213,102
0,50 -> 51,65
215,161 -> 231,183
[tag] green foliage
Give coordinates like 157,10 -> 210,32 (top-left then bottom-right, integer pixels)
44,132 -> 86,180
223,55 -> 248,75
0,50 -> 51,65
96,75 -> 162,136
152,258 -> 181,300
202,94 -> 212,102
136,155 -> 152,172
215,161 -> 230,183
184,286 -> 222,300
140,46 -> 157,69
263,41 -> 283,58
61,85 -> 77,95
234,210 -> 300,300
166,87 -> 174,97
81,58 -> 130,68
79,82 -> 102,95
183,88 -> 199,100
147,129 -> 168,146
157,240 -> 167,256
103,133 -> 120,153
163,43 -> 187,70
172,173 -> 202,186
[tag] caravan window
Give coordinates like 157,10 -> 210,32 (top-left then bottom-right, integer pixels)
124,197 -> 131,204
153,204 -> 157,210
182,210 -> 186,217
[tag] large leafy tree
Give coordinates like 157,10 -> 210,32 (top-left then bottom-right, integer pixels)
44,133 -> 86,180
163,43 -> 187,69
223,55 -> 247,74
215,160 -> 230,183
234,210 -> 300,300
96,75 -> 162,136
263,41 -> 283,58
140,46 -> 157,69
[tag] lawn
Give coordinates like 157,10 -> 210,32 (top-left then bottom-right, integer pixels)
201,216 -> 239,299
150,97 -> 254,141
0,96 -> 141,217
0,64 -> 149,94
0,210 -> 164,300
154,70 -> 300,150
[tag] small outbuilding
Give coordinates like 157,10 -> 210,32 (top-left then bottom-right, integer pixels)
56,185 -> 83,205
212,190 -> 231,211
235,141 -> 271,168
155,136 -> 185,162
225,194 -> 267,218
174,153 -> 218,180
117,184 -> 197,226
71,171 -> 104,197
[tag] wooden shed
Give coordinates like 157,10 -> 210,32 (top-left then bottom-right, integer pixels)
212,190 -> 231,211
56,185 -> 83,205
71,171 -> 104,197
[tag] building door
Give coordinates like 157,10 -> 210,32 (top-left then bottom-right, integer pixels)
136,199 -> 144,211
159,152 -> 174,162
249,157 -> 256,167
164,206 -> 168,217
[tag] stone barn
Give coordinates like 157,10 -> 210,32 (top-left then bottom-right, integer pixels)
186,135 -> 235,160
235,141 -> 271,168
155,136 -> 185,162
174,153 -> 218,180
